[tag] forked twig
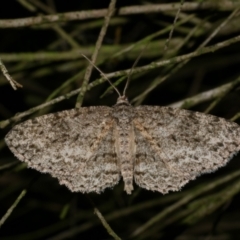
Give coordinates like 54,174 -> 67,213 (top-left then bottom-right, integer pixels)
0,58 -> 22,90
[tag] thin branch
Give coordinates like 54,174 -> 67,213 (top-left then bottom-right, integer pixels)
45,69 -> 85,103
0,58 -> 22,90
37,171 -> 240,239
0,2 -> 238,28
0,40 -> 170,62
204,75 -> 240,114
130,170 -> 240,237
41,26 -> 187,102
169,77 -> 240,109
231,112 -> 240,122
182,179 -> 240,225
134,7 -> 239,105
94,208 -> 122,240
0,78 -> 103,129
199,7 -> 240,48
17,0 -> 37,11
105,34 -> 240,79
0,190 -> 27,227
1,35 -> 240,128
29,0 -> 54,13
75,0 -> 117,108
132,74 -> 169,106
164,0 -> 185,51
5,26 -> 240,63
112,14 -> 195,58
139,177 -> 240,239
0,161 -> 18,171
29,0 -> 80,49
132,21 -> 202,105
167,7 -> 240,111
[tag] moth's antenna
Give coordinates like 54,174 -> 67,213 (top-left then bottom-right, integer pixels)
122,44 -> 148,97
81,54 -> 121,98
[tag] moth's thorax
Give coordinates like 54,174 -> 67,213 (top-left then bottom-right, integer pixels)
112,102 -> 135,194
113,103 -> 134,120
115,95 -> 130,105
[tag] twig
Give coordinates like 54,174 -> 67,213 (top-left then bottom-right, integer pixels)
94,208 -> 122,240
29,0 -> 54,13
204,75 -> 240,114
182,179 -> 240,225
0,2 -> 238,28
0,189 -> 27,227
0,78 -> 103,129
231,112 -> 240,122
132,21 -> 201,105
140,177 -> 240,239
199,7 -> 240,48
0,40 -> 167,62
0,58 -> 22,90
17,0 -> 37,11
46,14 -> 191,101
169,77 -> 240,109
75,0 -> 117,108
113,14 -> 195,58
132,74 -> 169,106
86,194 -> 121,240
0,161 -> 18,171
182,7 -> 240,102
29,0 -> 80,49
164,0 -> 185,51
1,35 -> 240,128
41,171 -> 240,239
130,170 -> 240,237
2,31 -> 240,63
105,33 -> 240,79
134,7 -> 240,105
45,69 -> 85,102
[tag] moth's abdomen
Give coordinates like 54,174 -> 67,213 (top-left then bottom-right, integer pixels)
114,122 -> 135,194
113,104 -> 136,194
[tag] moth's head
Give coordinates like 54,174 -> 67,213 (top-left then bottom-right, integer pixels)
116,95 -> 130,105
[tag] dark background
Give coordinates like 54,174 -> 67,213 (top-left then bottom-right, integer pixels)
1,1 -> 240,239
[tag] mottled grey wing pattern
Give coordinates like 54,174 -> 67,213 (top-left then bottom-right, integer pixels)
133,106 -> 240,194
5,107 -> 120,193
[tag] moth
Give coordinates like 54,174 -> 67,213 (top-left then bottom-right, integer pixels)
5,92 -> 240,194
